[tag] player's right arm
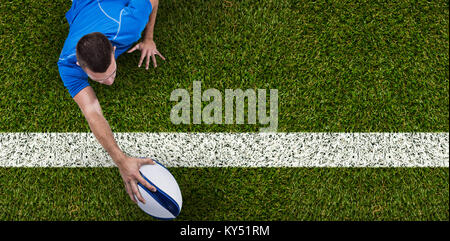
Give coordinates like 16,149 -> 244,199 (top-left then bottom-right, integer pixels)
72,86 -> 157,203
73,86 -> 123,160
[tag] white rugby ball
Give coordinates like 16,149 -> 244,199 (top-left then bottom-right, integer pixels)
136,160 -> 182,220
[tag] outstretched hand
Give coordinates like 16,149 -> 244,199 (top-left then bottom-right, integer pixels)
116,155 -> 157,204
127,39 -> 166,69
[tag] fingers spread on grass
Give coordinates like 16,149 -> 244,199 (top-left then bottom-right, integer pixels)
138,52 -> 146,67
156,50 -> 166,61
127,44 -> 139,53
152,54 -> 157,68
146,53 -> 151,70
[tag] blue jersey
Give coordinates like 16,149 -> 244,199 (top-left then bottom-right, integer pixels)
57,0 -> 152,98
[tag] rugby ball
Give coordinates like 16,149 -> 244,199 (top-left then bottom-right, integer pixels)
136,160 -> 182,220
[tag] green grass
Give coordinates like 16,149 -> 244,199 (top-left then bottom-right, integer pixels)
0,0 -> 448,221
0,167 -> 448,221
0,0 -> 448,132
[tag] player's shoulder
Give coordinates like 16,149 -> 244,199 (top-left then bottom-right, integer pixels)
57,54 -> 80,73
57,55 -> 86,80
58,53 -> 77,65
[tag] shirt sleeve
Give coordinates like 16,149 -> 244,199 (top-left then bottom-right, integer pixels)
57,61 -> 90,98
115,0 -> 152,47
123,0 -> 152,17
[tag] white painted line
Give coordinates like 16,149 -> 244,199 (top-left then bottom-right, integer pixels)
0,133 -> 448,167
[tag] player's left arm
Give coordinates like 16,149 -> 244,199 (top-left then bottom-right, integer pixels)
127,0 -> 166,69
143,0 -> 158,43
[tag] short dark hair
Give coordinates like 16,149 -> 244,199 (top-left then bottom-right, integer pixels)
76,32 -> 113,73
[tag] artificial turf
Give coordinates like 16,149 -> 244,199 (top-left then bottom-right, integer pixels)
0,0 -> 448,221
0,0 -> 448,132
0,167 -> 448,221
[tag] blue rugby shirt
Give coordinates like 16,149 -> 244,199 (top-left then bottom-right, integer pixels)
57,0 -> 152,98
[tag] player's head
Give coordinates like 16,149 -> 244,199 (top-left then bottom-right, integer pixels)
76,32 -> 117,85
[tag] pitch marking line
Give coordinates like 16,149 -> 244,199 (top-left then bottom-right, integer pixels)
0,132 -> 448,167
